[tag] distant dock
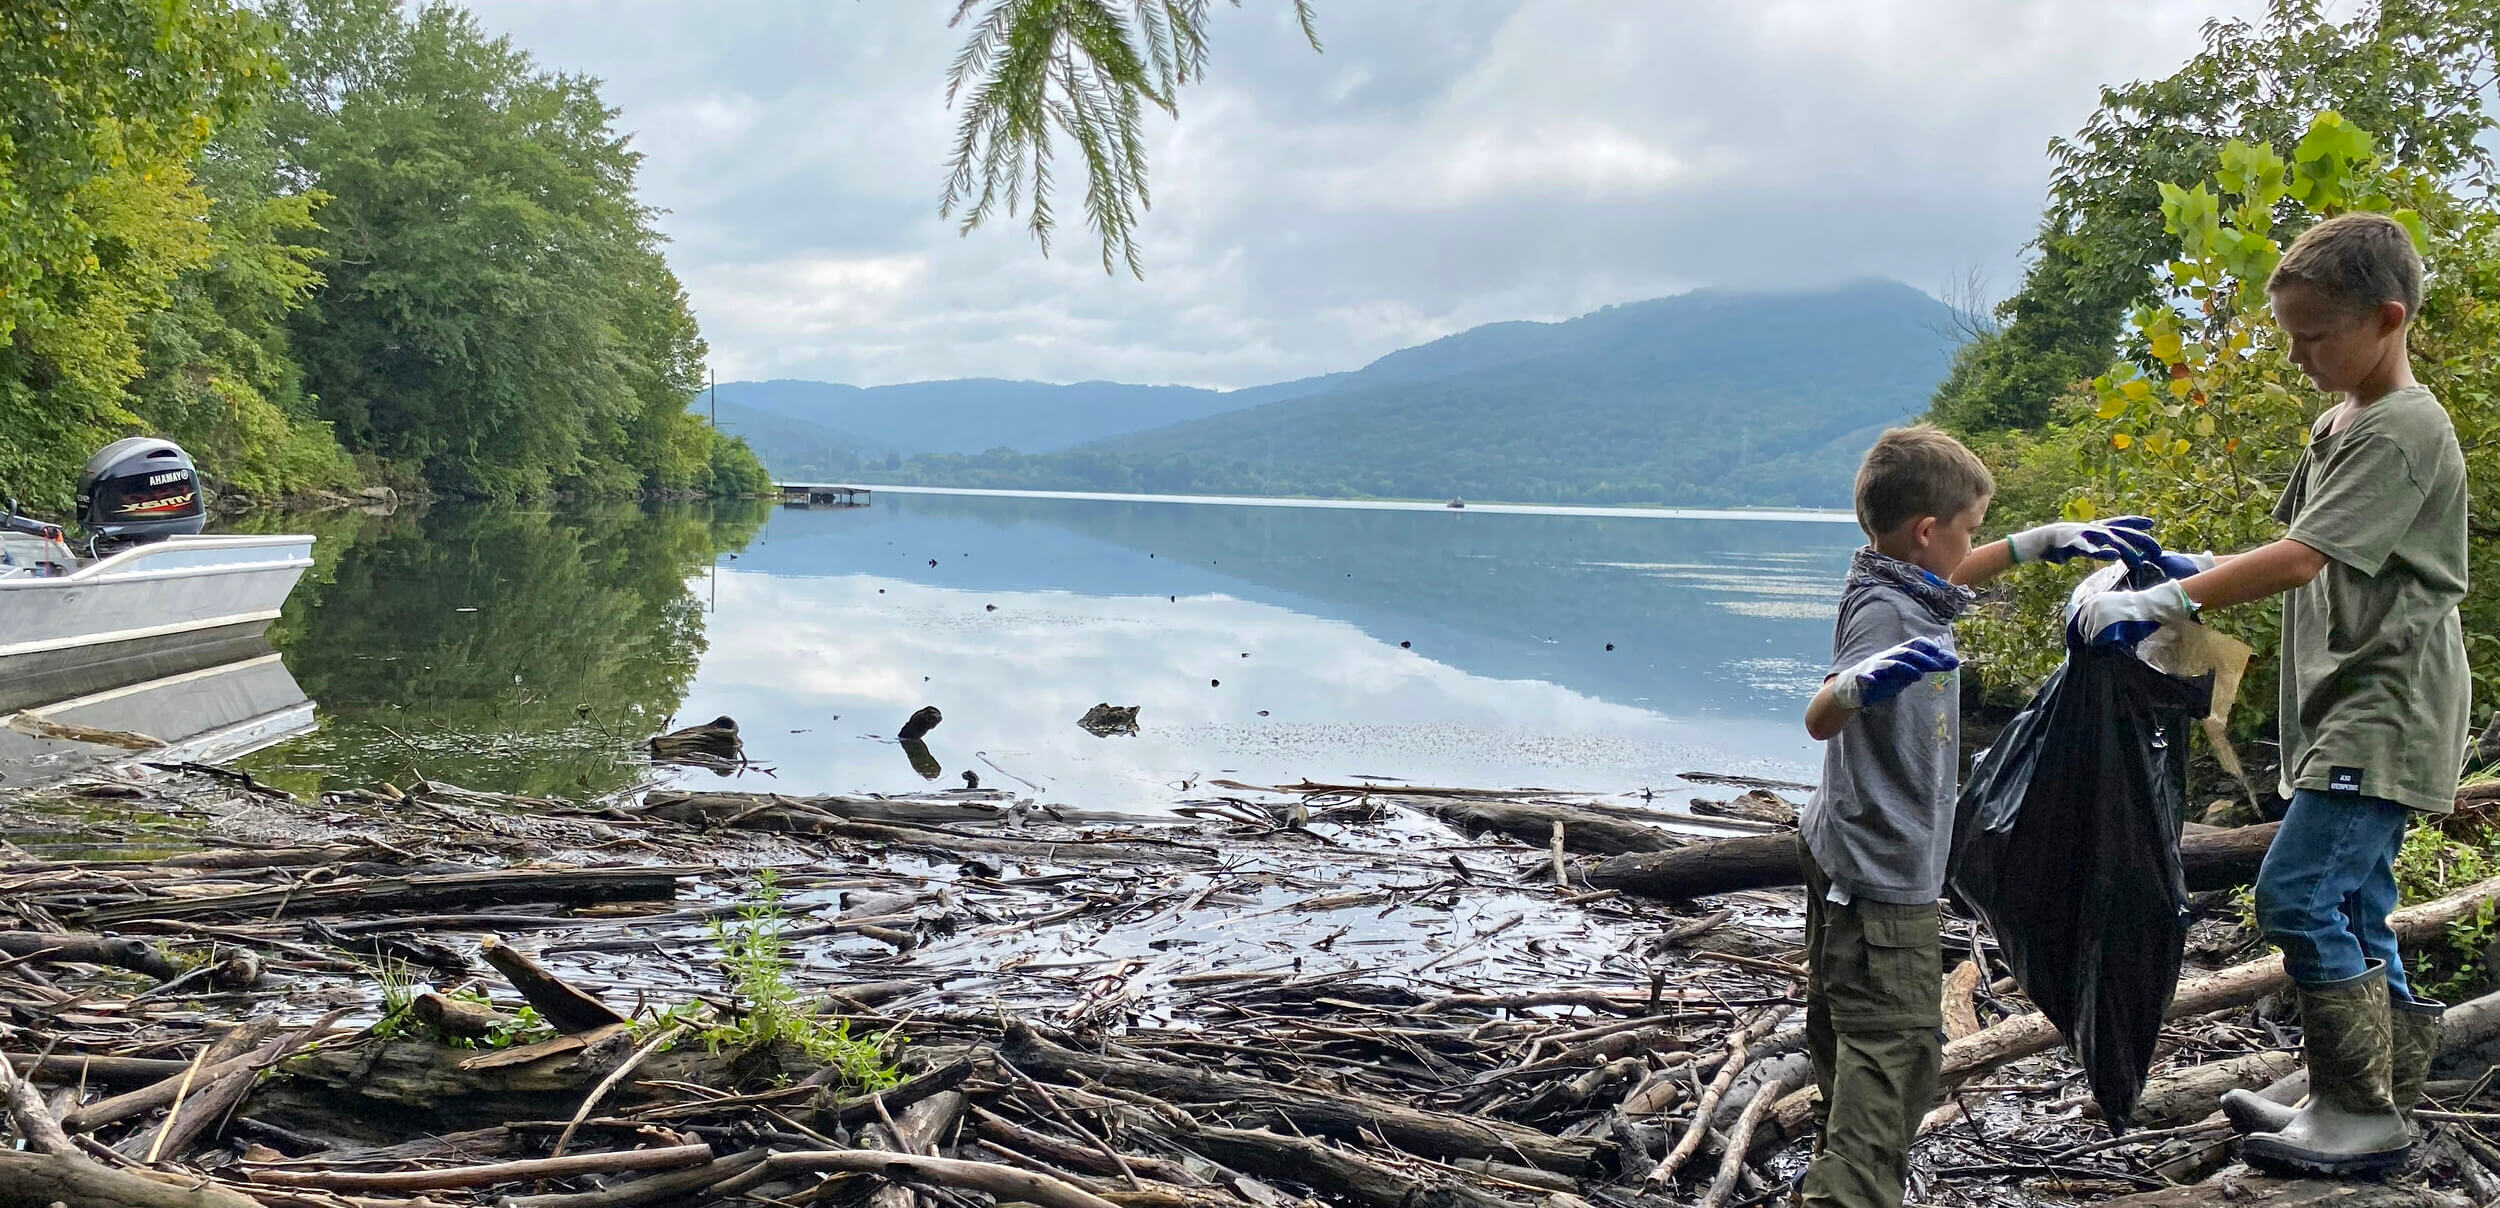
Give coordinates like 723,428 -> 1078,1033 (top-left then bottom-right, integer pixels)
775,483 -> 871,508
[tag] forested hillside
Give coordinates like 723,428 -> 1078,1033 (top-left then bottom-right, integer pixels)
757,281 -> 1961,507
0,0 -> 765,515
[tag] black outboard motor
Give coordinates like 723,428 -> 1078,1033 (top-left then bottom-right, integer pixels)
76,437 -> 206,548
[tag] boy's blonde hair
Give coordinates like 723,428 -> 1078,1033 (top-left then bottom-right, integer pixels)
1854,424 -> 1992,538
2268,213 -> 2423,318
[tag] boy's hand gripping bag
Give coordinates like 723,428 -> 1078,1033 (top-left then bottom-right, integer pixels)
1948,563 -> 2216,1130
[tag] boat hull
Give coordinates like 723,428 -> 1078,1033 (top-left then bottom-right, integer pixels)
0,534 -> 314,683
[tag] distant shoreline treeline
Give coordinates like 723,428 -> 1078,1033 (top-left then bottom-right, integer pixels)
0,0 -> 767,516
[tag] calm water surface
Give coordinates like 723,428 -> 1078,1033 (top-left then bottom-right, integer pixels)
238,493 -> 1864,807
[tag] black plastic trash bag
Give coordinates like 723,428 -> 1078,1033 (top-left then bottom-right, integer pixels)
1950,600 -> 2212,1130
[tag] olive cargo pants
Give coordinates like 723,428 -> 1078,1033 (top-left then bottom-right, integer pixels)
1798,840 -> 1941,1208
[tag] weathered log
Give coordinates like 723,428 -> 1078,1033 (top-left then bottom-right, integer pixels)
1183,1122 -> 1528,1208
2094,1173 -> 2467,1207
0,930 -> 181,978
3,1052 -> 196,1084
817,1053 -> 978,1129
0,1152 -> 266,1208
1005,1023 -> 1602,1174
493,1149 -> 770,1208
970,1106 -> 1206,1187
866,1090 -> 969,1208
412,990 -> 514,1041
644,792 -> 1124,828
661,800 -> 1215,866
78,865 -> 705,925
1399,797 -> 1680,855
769,1149 -> 1120,1208
238,1142 -> 714,1192
479,937 -> 628,1033
123,1012 -> 342,1162
899,706 -> 943,741
2122,1050 -> 2301,1129
258,1038 -> 733,1136
1590,823 -> 2281,901
66,1018 -> 279,1134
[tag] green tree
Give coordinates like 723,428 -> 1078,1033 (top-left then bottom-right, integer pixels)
0,0 -> 281,509
1928,0 -> 2497,436
127,105 -> 358,501
262,0 -> 763,499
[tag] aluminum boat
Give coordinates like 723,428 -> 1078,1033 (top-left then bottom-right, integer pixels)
0,533 -> 317,683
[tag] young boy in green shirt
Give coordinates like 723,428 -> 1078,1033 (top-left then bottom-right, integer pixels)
2075,213 -> 2469,1176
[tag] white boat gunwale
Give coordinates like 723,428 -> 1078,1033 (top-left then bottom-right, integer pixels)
0,532 -> 316,590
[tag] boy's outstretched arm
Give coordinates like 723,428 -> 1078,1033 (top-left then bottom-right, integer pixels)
2072,538 -> 2325,644
1950,519 -> 2159,589
2178,538 -> 2326,610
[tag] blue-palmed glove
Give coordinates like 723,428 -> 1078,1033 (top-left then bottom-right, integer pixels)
2070,580 -> 2198,647
1830,637 -> 1960,709
2149,549 -> 2218,582
2006,516 -> 2160,565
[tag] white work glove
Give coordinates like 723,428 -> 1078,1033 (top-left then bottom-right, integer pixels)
1830,638 -> 1960,709
2070,581 -> 2198,647
2007,516 -> 2159,565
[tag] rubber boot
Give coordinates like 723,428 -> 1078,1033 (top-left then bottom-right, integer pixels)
2239,964 -> 2413,1177
2224,992 -> 2444,1136
2388,995 -> 2444,1122
2219,1073 -> 2301,1136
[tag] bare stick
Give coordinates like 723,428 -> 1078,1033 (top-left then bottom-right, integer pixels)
549,1024 -> 684,1159
1550,822 -> 1568,887
1647,1006 -> 1786,1188
1699,1065 -> 1807,1208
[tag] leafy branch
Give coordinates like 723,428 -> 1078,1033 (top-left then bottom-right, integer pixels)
941,0 -> 1320,276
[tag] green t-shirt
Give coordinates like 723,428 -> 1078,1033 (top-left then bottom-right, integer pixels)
2271,385 -> 2471,814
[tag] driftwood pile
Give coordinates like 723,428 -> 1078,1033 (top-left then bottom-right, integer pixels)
0,767 -> 2494,1208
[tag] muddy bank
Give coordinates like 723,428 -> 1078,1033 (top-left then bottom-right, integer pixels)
0,767 -> 2492,1208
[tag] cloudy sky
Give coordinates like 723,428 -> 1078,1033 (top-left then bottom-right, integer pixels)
461,0 -> 2268,388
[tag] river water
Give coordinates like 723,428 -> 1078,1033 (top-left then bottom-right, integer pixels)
233,491 -> 1864,808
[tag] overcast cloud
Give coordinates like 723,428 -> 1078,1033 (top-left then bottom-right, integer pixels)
459,0 -> 2269,388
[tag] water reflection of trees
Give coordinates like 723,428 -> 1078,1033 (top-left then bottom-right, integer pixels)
237,501 -> 767,797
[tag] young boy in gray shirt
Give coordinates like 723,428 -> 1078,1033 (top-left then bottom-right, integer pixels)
1798,425 -> 2157,1207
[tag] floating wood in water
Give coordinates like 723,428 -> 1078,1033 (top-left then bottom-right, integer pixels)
900,705 -> 943,741
0,930 -> 180,979
1078,704 -> 1140,736
6,712 -> 160,750
647,715 -> 741,765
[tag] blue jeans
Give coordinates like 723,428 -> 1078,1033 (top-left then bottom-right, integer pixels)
2253,789 -> 2415,1002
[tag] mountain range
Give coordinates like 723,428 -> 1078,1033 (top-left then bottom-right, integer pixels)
700,279 -> 1964,508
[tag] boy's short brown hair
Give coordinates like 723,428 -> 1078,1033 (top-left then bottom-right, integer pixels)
1854,424 -> 1992,538
2268,213 -> 2423,318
